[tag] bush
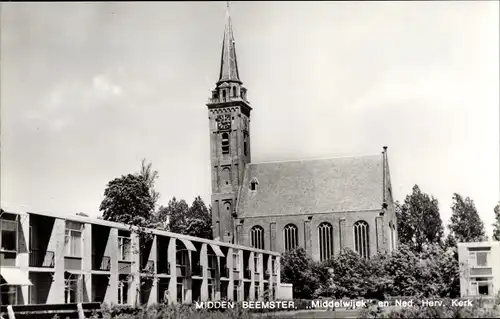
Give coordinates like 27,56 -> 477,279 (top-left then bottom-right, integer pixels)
357,298 -> 500,319
89,300 -> 311,318
283,243 -> 462,300
280,247 -> 320,299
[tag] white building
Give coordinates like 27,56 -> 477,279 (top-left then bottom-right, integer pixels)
458,240 -> 500,297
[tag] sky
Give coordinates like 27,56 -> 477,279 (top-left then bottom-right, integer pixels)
1,1 -> 499,237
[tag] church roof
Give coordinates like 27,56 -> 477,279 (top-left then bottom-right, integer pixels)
218,2 -> 241,84
237,154 -> 386,218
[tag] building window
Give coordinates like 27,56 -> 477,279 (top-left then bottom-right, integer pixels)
244,135 -> 248,156
250,182 -> 256,191
223,202 -> 232,214
118,278 -> 129,305
283,224 -> 298,252
118,236 -> 131,261
233,252 -> 239,271
233,281 -> 240,301
221,133 -> 230,154
469,250 -> 490,267
176,278 -> 184,303
65,222 -> 83,257
0,219 -> 17,252
250,226 -> 264,250
0,284 -> 17,306
318,222 -> 334,261
254,255 -> 260,274
232,86 -> 237,97
64,274 -> 81,304
221,167 -> 231,186
354,221 -> 370,259
208,279 -> 215,300
271,259 -> 277,275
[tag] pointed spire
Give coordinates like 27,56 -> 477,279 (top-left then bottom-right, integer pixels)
218,1 -> 241,84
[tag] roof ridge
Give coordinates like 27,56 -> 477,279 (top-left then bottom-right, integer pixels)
249,153 -> 381,165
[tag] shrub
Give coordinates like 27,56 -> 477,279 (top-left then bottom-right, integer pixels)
280,247 -> 320,299
288,243 -> 462,300
357,298 -> 500,319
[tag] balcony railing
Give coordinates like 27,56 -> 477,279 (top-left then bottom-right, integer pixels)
244,269 -> 251,279
207,96 -> 250,105
176,264 -> 187,277
29,250 -> 55,268
264,270 -> 271,280
208,267 -> 216,279
92,255 -> 111,271
157,262 -> 170,275
192,264 -> 203,277
221,266 -> 230,278
142,260 -> 155,273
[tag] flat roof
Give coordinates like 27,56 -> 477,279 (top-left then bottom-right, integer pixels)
2,209 -> 280,257
457,241 -> 500,248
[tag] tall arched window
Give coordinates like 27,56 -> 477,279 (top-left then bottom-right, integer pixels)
221,133 -> 230,154
318,222 -> 334,261
232,86 -> 237,97
353,221 -> 370,259
283,224 -> 298,252
391,223 -> 397,251
250,226 -> 264,250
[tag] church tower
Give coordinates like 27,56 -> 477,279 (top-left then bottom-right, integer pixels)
207,3 -> 252,243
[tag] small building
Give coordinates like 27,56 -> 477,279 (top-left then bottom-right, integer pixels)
458,240 -> 500,297
0,209 -> 282,306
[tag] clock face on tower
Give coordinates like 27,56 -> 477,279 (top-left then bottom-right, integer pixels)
216,114 -> 231,130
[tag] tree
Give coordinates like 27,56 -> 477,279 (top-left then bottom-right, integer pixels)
315,249 -> 389,300
185,196 -> 212,239
443,233 -> 457,249
139,159 -> 160,209
157,196 -> 212,239
280,247 -> 319,299
396,185 -> 444,253
100,174 -> 155,227
157,197 -> 189,233
493,202 -> 500,241
449,193 -> 487,243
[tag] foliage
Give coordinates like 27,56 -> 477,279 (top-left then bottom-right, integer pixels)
100,173 -> 155,226
449,193 -> 487,243
443,233 -> 457,250
493,202 -> 500,241
282,243 -> 462,301
185,196 -> 213,239
139,158 -> 160,210
88,301 -> 313,319
157,197 -> 189,232
157,196 -> 212,239
358,298 -> 500,318
314,249 -> 389,300
280,247 -> 320,299
395,185 -> 444,254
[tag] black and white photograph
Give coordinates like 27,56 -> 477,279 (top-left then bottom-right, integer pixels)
1,1 -> 499,318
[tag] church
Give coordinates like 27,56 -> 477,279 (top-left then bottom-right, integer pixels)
207,6 -> 398,262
